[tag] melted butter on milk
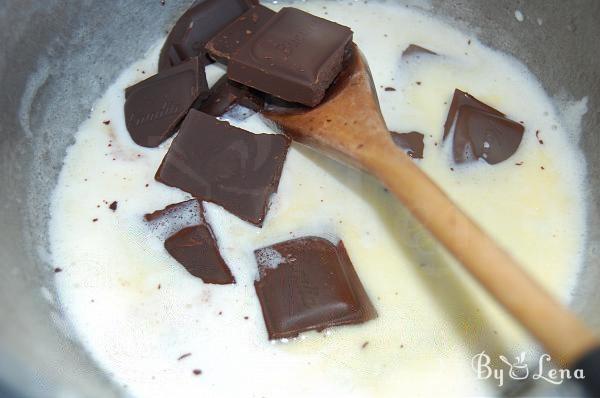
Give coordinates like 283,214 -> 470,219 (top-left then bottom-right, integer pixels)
49,1 -> 587,397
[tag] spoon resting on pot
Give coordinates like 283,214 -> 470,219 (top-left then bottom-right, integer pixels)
262,44 -> 600,374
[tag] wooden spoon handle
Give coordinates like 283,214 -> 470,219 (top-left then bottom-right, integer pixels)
361,141 -> 598,366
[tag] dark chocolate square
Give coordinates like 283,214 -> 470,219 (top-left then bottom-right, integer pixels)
155,110 -> 290,226
228,7 -> 353,107
124,58 -> 208,147
145,199 -> 234,285
158,0 -> 258,71
205,4 -> 276,64
254,237 -> 376,340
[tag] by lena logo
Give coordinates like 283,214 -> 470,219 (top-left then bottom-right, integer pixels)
471,351 -> 585,387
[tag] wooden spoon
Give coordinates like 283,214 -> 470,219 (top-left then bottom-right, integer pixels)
262,45 -> 599,367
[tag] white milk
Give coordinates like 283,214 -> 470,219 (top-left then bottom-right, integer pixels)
49,1 -> 587,397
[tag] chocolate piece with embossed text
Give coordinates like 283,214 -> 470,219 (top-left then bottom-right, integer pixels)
254,236 -> 376,340
228,7 -> 353,107
155,110 -> 290,226
124,58 -> 208,147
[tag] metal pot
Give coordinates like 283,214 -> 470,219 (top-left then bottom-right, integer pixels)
0,1 -> 598,397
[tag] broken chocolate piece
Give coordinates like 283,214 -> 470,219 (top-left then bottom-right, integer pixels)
205,5 -> 276,64
155,110 -> 290,226
228,7 -> 353,107
194,75 -> 264,117
254,237 -> 376,340
442,89 -> 503,141
390,131 -> 425,159
145,199 -> 234,284
124,58 -> 208,147
165,225 -> 235,284
453,106 -> 524,164
443,89 -> 524,164
401,44 -> 437,58
158,0 -> 258,70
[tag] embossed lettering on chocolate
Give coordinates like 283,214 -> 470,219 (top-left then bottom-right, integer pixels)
155,110 -> 291,226
228,7 -> 353,107
124,57 -> 208,147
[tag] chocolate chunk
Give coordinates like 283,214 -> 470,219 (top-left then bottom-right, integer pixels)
145,199 -> 234,284
165,225 -> 234,284
155,110 -> 290,226
205,5 -> 276,64
109,201 -> 118,211
443,89 -> 524,164
453,106 -> 524,164
228,7 -> 353,107
124,58 -> 208,147
401,44 -> 437,58
158,0 -> 257,71
254,237 -> 376,340
442,89 -> 503,141
195,75 -> 264,117
390,131 -> 425,159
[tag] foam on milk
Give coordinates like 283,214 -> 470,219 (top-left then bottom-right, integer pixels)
145,200 -> 202,241
49,1 -> 588,397
255,247 -> 287,269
